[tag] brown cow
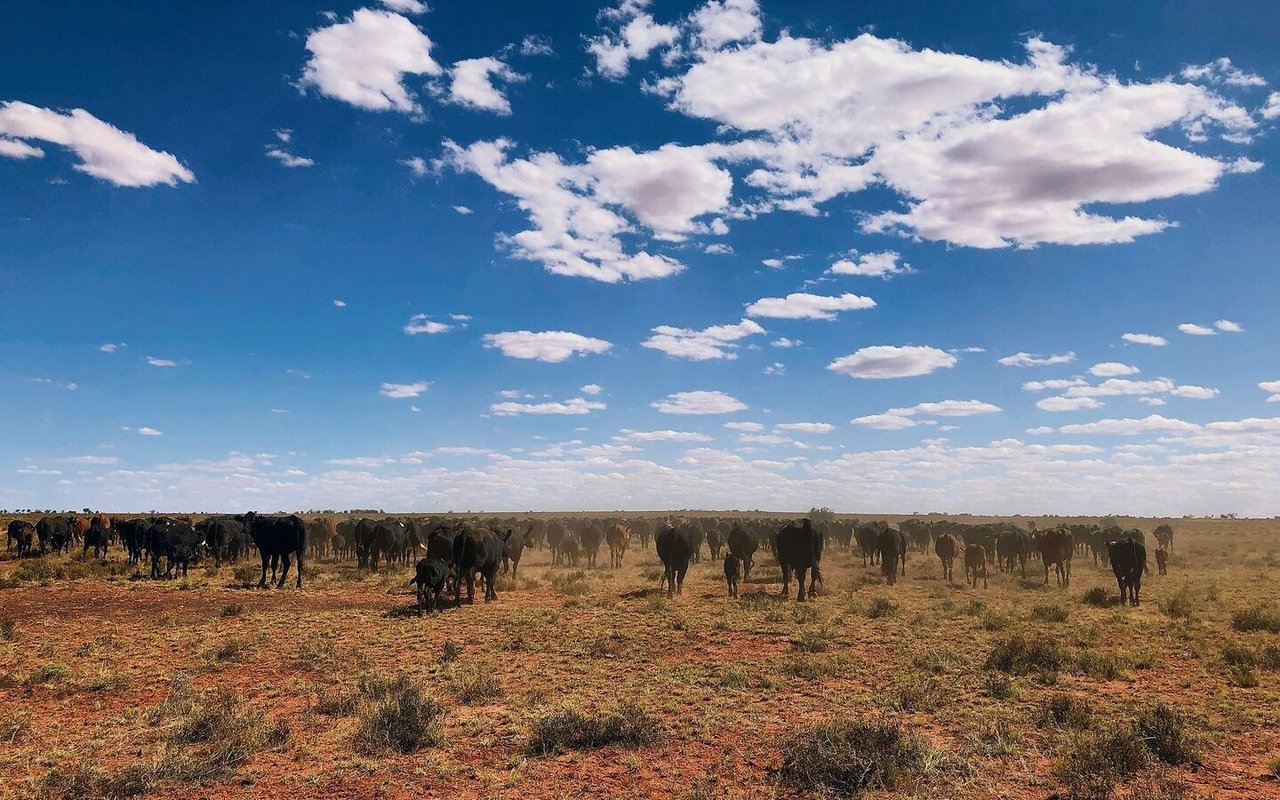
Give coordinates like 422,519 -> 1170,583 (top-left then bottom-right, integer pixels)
1155,547 -> 1168,576
307,517 -> 336,560
1037,528 -> 1074,588
606,522 -> 630,569
1153,524 -> 1174,550
72,516 -> 91,544
934,533 -> 959,581
964,543 -> 988,589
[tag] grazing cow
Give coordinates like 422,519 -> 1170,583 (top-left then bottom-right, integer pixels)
775,518 -> 824,601
147,518 -> 199,579
9,520 -> 35,557
1155,547 -> 1168,576
706,526 -> 724,560
934,532 -> 959,581
605,522 -> 630,569
113,518 -> 150,565
453,526 -> 503,604
198,517 -> 248,566
855,523 -> 883,567
1153,524 -> 1174,550
878,528 -> 902,586
36,516 -> 74,555
727,524 -> 758,581
502,525 -> 533,581
307,517 -> 336,561
83,520 -> 111,559
240,513 -> 307,588
964,544 -> 988,589
1037,528 -> 1074,588
723,554 -> 741,599
371,518 -> 409,569
1108,538 -> 1147,606
655,524 -> 693,598
579,523 -> 603,568
409,558 -> 450,615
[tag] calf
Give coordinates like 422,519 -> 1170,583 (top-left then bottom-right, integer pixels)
409,558 -> 450,615
1108,538 -> 1147,606
9,521 -> 35,557
723,554 -> 740,599
605,522 -> 630,569
964,544 -> 988,589
1155,547 -> 1168,576
501,525 -> 533,582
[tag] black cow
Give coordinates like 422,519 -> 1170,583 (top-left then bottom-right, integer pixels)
240,512 -> 306,588
727,524 -> 758,581
855,523 -> 882,567
147,518 -> 199,579
1155,547 -> 1168,576
198,517 -> 248,566
687,524 -> 706,563
655,524 -> 693,598
878,528 -> 902,586
579,523 -> 603,568
996,531 -> 1031,578
1107,538 -> 1147,606
37,516 -> 74,555
371,518 -> 409,569
775,518 -> 823,602
83,521 -> 111,559
453,526 -> 502,604
559,532 -> 581,567
502,525 -> 533,582
409,558 -> 450,615
723,554 -> 740,599
112,518 -> 150,565
546,523 -> 568,565
707,526 -> 725,560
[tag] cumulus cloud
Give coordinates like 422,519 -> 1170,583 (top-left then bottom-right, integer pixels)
333,299 -> 348,307
491,396 -> 606,415
380,0 -> 428,13
618,429 -> 712,442
724,421 -> 763,432
651,390 -> 747,415
642,318 -> 763,360
775,422 -> 835,433
1178,323 -> 1216,336
403,314 -> 452,334
745,291 -> 875,320
1022,378 -> 1087,392
772,337 -> 801,348
300,8 -> 441,113
1089,362 -> 1139,377
98,342 -> 125,353
0,101 -> 195,187
581,383 -> 603,395
131,426 -> 163,436
448,57 -> 525,114
828,345 -> 957,379
1214,319 -> 1243,332
483,330 -> 613,362
690,0 -> 762,50
1065,378 -> 1174,398
1258,380 -> 1280,403
1180,57 -> 1267,88
1037,396 -> 1104,412
855,399 -> 1000,427
1058,415 -> 1199,435
266,145 -> 314,167
1122,332 -> 1167,346
1264,92 -> 1280,120
452,204 -> 472,214
1170,385 -> 1220,399
997,351 -> 1076,367
380,381 -> 431,398
827,251 -> 912,278
852,413 -> 918,430
587,0 -> 680,78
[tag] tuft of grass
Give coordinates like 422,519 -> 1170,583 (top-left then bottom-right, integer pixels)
1133,703 -> 1200,766
447,666 -> 504,705
778,716 -> 930,796
1261,643 -> 1280,670
1075,650 -> 1127,681
866,597 -> 898,619
29,662 -> 71,685
353,675 -> 443,754
983,672 -> 1019,701
791,626 -> 835,653
313,686 -> 359,717
525,703 -> 658,756
219,603 -> 244,618
985,634 -> 1066,675
439,639 -> 462,664
1128,772 -> 1192,800
294,637 -> 336,671
1231,604 -> 1280,633
887,676 -> 944,713
1159,588 -> 1199,620
0,614 -> 15,641
203,636 -> 251,665
976,715 -> 1025,757
232,564 -> 260,587
1030,604 -> 1070,623
1080,587 -> 1114,608
1038,693 -> 1094,730
1053,723 -> 1150,800
980,611 -> 1011,631
549,570 -> 593,596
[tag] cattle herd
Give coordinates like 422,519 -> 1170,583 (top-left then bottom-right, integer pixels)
3,513 -> 1174,611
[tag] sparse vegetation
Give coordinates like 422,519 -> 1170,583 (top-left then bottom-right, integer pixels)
1159,588 -> 1199,620
1081,587 -> 1113,607
778,716 -> 930,796
1134,704 -> 1200,766
1039,693 -> 1094,730
353,674 -> 443,754
447,666 -> 504,704
1231,604 -> 1280,633
526,703 -> 658,755
1054,723 -> 1150,800
1031,603 -> 1070,622
986,634 -> 1066,675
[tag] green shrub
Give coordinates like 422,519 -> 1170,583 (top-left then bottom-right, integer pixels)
984,673 -> 1018,700
1231,604 -> 1280,633
1075,650 -> 1127,681
887,676 -> 944,713
447,666 -> 504,705
525,703 -> 657,755
866,597 -> 898,619
778,717 -> 929,796
1159,588 -> 1199,620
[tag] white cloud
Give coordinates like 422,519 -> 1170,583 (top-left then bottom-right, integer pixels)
98,342 -> 125,353
828,345 -> 957,379
146,356 -> 177,367
763,362 -> 785,375
300,8 -> 441,113
704,243 -> 733,254
1214,319 -> 1243,333
690,0 -> 761,50
642,318 -> 763,360
1138,397 -> 1167,406
380,0 -> 428,13
904,400 -> 1002,417
761,258 -> 784,269
651,390 -> 747,415
136,427 -> 163,437
852,413 -> 918,430
491,397 -> 606,415
452,204 -> 473,214
1022,378 -> 1087,392
1065,378 -> 1174,398
483,330 -> 613,362
1089,362 -> 1139,377
401,156 -> 428,176
1170,385 -> 1220,399
775,422 -> 834,433
618,429 -> 712,442
273,128 -> 293,143
333,299 -> 347,307
380,381 -> 431,398
1258,380 -> 1280,403
60,455 -> 120,465
266,146 -> 314,168
581,383 -> 603,395
1025,426 -> 1054,435
1178,323 -> 1216,336
1180,57 -> 1267,88
772,337 -> 801,348
448,57 -> 525,114
519,35 -> 554,57
402,314 -> 452,335
745,291 -> 875,320
827,251 -> 912,278
1122,332 -> 1167,346
997,351 -> 1076,367
1058,415 -> 1200,435
0,101 -> 195,187
587,0 -> 681,79
1037,396 -> 1104,412
1263,92 -> 1280,120
724,421 -> 763,432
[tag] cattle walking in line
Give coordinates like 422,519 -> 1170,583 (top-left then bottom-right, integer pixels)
727,524 -> 758,581
1108,538 -> 1147,606
775,518 -> 823,601
37,516 -> 74,555
8,520 -> 35,557
655,523 -> 693,598
453,526 -> 502,604
687,525 -> 706,563
502,525 -> 533,582
579,524 -> 603,568
1155,547 -> 1168,576
240,512 -> 307,588
83,520 -> 111,559
605,522 -> 630,569
723,554 -> 740,599
1154,524 -> 1174,551
706,526 -> 724,560
409,558 -> 450,615
855,523 -> 882,567
877,528 -> 902,586
995,530 -> 1030,578
934,532 -> 959,581
964,544 -> 988,589
1037,528 -> 1074,588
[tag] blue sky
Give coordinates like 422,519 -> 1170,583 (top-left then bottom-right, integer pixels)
3,0 -> 1278,514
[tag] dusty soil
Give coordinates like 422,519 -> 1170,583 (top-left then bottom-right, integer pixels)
2,515 -> 1279,799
